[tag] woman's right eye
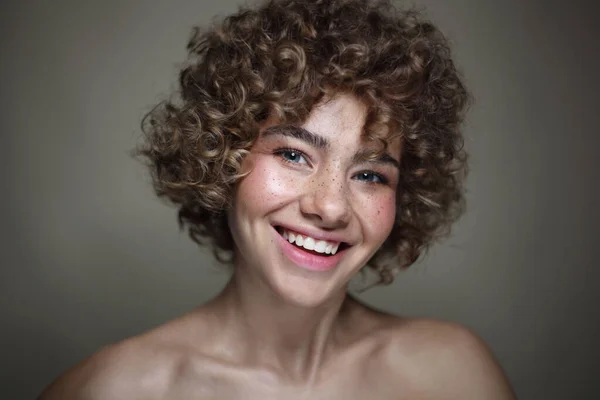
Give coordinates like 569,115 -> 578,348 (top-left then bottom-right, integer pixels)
275,148 -> 309,165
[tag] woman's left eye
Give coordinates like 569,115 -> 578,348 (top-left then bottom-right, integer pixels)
354,171 -> 387,184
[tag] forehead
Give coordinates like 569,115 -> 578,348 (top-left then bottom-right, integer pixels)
302,94 -> 367,134
300,94 -> 402,155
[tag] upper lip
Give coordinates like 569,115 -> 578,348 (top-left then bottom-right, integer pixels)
273,223 -> 352,245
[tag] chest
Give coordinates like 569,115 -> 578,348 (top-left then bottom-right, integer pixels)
163,358 -> 430,400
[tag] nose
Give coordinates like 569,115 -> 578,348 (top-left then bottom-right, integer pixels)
299,170 -> 351,229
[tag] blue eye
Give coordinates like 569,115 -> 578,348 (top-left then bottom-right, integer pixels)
354,171 -> 387,184
276,148 -> 309,165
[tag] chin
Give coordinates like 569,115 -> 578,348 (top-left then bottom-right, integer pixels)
233,223 -> 366,308
262,256 -> 354,309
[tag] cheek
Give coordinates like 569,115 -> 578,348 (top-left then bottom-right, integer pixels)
236,157 -> 299,213
359,193 -> 397,241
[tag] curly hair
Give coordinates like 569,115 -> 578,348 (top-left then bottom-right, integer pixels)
138,0 -> 470,284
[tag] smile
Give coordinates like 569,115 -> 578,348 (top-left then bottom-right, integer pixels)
273,226 -> 350,272
281,228 -> 340,255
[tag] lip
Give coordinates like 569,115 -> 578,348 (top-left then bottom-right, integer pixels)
272,226 -> 347,272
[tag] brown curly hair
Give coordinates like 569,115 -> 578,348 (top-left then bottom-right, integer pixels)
138,0 -> 470,284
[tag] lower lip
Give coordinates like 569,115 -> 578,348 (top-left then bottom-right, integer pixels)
273,227 -> 345,272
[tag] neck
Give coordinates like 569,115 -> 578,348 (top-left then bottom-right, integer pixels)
210,267 -> 351,383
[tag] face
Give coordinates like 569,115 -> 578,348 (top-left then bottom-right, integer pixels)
228,93 -> 401,307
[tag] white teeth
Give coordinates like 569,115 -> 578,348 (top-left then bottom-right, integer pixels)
280,228 -> 343,255
331,244 -> 339,255
303,237 -> 315,250
314,241 -> 327,253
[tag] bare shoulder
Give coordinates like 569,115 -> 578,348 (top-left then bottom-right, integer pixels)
385,317 -> 517,400
38,333 -> 183,400
38,307 -> 226,400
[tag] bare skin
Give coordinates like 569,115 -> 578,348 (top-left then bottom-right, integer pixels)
39,94 -> 516,399
39,287 -> 515,399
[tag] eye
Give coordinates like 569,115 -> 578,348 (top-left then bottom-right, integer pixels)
275,148 -> 309,165
354,171 -> 388,185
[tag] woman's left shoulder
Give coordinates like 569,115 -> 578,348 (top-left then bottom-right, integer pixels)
382,317 -> 517,400
387,317 -> 491,352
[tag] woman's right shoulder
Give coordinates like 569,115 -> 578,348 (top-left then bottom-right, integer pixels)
38,335 -> 181,400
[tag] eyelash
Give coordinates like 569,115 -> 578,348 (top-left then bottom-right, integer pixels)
354,170 -> 389,185
273,147 -> 389,185
274,147 -> 310,166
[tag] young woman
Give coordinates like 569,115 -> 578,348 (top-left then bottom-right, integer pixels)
40,0 -> 516,398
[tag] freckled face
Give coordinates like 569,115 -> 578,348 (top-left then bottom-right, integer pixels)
228,94 -> 401,307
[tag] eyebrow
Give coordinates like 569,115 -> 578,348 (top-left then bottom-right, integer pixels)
262,125 -> 400,170
262,125 -> 329,150
353,151 -> 401,170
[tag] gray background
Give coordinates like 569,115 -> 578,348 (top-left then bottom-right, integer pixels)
2,0 -> 599,399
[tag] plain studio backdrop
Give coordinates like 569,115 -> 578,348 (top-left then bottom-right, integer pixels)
1,0 -> 599,398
